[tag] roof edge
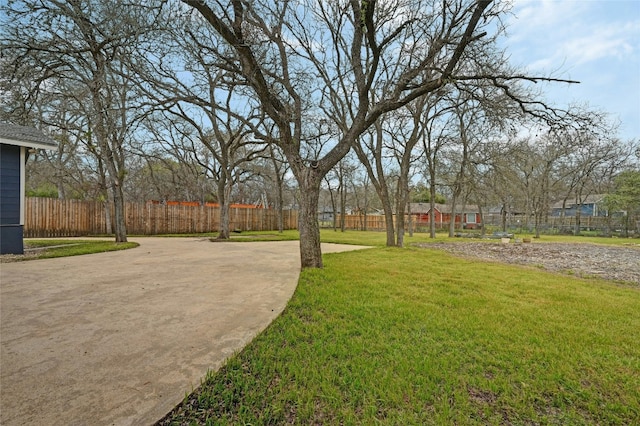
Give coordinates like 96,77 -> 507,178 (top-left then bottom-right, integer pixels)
0,124 -> 57,150
0,136 -> 57,150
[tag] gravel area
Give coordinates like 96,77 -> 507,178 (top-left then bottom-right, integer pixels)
416,241 -> 640,285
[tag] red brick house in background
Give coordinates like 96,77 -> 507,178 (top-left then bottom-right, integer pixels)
409,202 -> 482,229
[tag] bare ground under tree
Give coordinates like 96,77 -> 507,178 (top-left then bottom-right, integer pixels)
416,241 -> 640,285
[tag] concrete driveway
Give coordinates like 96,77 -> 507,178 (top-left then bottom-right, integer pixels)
0,238 -> 367,426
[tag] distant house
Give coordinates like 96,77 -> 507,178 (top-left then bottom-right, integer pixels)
318,207 -> 335,223
409,202 -> 482,229
551,194 -> 608,217
0,124 -> 56,254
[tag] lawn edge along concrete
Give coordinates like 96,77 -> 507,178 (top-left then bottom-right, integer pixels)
0,238 -> 368,426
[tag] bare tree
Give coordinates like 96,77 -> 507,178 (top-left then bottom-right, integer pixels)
441,100 -> 491,236
134,12 -> 274,239
353,119 -> 397,245
267,145 -> 290,233
348,166 -> 375,231
176,0 -> 524,268
2,0 -> 160,242
421,101 -> 457,237
603,168 -> 640,237
242,143 -> 292,233
553,127 -> 628,235
352,99 -> 424,246
391,102 -> 426,246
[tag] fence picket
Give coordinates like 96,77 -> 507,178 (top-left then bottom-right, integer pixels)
24,198 -> 298,237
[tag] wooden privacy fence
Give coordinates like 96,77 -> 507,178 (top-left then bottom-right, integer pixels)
24,197 -> 298,237
329,215 -> 462,232
333,214 -> 389,231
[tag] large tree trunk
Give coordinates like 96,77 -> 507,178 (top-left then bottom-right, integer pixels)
574,192 -> 584,236
216,174 -> 233,240
352,126 -> 395,246
395,209 -> 405,247
99,139 -> 127,242
395,174 -> 410,247
339,166 -> 346,232
269,146 -> 285,233
429,181 -> 437,238
395,142 -> 414,247
276,185 -> 284,233
297,173 -> 323,269
501,202 -> 508,232
56,181 -> 66,199
534,210 -> 542,238
408,202 -> 414,237
275,171 -> 284,233
363,186 -> 368,231
559,199 -> 568,234
218,200 -> 230,239
375,189 -> 395,246
325,178 -> 337,231
104,152 -> 127,242
218,201 -> 230,240
111,182 -> 127,243
104,199 -> 112,235
90,54 -> 127,243
448,195 -> 458,238
357,156 -> 395,245
382,203 -> 395,246
603,211 -> 612,237
371,173 -> 395,246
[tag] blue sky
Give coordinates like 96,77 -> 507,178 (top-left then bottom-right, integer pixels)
502,0 -> 640,140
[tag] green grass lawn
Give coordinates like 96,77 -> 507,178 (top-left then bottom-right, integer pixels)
160,242 -> 640,425
20,239 -> 139,259
206,229 -> 639,247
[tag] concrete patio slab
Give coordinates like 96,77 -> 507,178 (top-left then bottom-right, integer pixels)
0,238 -> 368,426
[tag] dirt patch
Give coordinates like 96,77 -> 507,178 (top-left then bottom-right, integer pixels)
468,386 -> 498,405
416,241 -> 640,285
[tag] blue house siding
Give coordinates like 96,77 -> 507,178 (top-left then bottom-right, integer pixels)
551,204 -> 596,217
551,198 -> 608,218
0,124 -> 56,254
0,226 -> 24,254
0,144 -> 24,254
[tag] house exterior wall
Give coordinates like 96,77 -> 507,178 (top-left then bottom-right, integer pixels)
414,213 -> 429,223
439,212 -> 463,224
551,204 -> 604,217
413,212 -> 442,223
0,143 -> 25,254
412,210 -> 482,227
412,211 -> 446,224
463,213 -> 481,229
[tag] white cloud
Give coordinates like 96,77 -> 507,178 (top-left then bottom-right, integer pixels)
502,0 -> 640,139
506,0 -> 588,43
560,20 -> 637,64
506,1 -> 640,68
